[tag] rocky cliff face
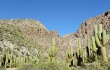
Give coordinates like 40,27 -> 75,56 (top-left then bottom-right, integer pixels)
62,10 -> 110,58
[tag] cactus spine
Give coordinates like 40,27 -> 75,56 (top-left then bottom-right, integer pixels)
95,24 -> 109,62
48,38 -> 57,62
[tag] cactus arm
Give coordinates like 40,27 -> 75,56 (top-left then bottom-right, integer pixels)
98,24 -> 102,40
103,30 -> 107,46
101,47 -> 108,62
92,36 -> 97,52
95,26 -> 102,47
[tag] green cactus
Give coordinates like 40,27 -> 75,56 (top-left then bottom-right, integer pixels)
9,51 -> 13,68
76,38 -> 83,65
76,38 -> 83,57
4,50 -> 10,68
92,36 -> 98,61
65,46 -> 75,67
72,55 -> 77,66
23,53 -> 27,64
94,24 -> 109,62
87,35 -> 91,56
5,53 -> 8,68
13,55 -> 17,67
82,49 -> 87,63
48,38 -> 57,62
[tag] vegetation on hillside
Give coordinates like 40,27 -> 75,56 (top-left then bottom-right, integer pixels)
0,23 -> 110,70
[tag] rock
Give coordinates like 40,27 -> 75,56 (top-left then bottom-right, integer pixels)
61,10 -> 110,58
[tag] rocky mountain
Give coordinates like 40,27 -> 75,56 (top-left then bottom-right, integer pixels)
0,19 -> 61,64
62,10 -> 110,58
0,11 -> 110,62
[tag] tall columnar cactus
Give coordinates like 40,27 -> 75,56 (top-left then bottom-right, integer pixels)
87,35 -> 91,56
82,49 -> 87,63
13,55 -> 17,67
23,53 -> 27,64
76,38 -> 83,65
48,38 -> 57,62
4,49 -> 11,68
5,52 -> 9,68
9,51 -> 13,68
66,46 -> 73,66
95,24 -> 109,62
92,36 -> 98,61
76,38 -> 83,58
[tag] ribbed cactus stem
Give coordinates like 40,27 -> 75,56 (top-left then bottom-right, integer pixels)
101,47 -> 108,62
92,36 -> 97,52
67,46 -> 73,58
5,50 -> 10,68
51,38 -> 57,57
84,49 -> 87,58
73,56 -> 77,66
98,24 -> 102,40
48,38 -> 57,62
92,36 -> 98,61
94,24 -> 109,62
82,49 -> 87,63
103,30 -> 107,46
65,46 -> 76,67
82,52 -> 85,63
23,53 -> 26,64
5,54 -> 8,68
48,56 -> 51,62
13,55 -> 16,67
87,35 -> 91,56
9,51 -> 13,68
95,26 -> 102,47
77,38 -> 83,57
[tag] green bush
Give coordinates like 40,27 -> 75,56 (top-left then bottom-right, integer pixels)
18,63 -> 37,70
36,62 -> 70,70
17,62 -> 70,70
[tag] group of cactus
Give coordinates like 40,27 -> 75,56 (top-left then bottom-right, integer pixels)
86,24 -> 109,62
0,48 -> 38,68
65,46 -> 77,67
48,38 -> 58,62
65,24 -> 110,66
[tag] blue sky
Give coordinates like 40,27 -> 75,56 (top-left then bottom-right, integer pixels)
0,0 -> 110,36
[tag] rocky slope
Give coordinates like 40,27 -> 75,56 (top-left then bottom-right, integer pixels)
0,19 -> 61,65
0,11 -> 110,62
62,10 -> 110,58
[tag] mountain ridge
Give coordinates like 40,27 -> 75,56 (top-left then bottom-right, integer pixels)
0,10 -> 110,61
